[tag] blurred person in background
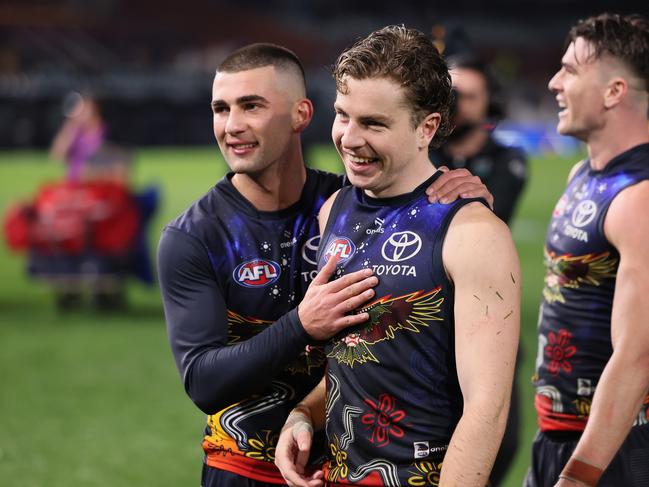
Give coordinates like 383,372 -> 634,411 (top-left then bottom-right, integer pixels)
526,13 -> 649,487
157,43 -> 492,487
49,92 -> 107,182
11,91 -> 155,311
431,55 -> 528,224
432,55 -> 527,486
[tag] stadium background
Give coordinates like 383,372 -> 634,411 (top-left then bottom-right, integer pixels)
1,1 -> 648,486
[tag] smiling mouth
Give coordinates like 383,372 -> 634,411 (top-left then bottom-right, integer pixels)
229,142 -> 258,149
347,154 -> 379,165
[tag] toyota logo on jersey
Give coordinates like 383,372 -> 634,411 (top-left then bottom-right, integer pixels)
381,231 -> 422,262
233,259 -> 281,287
324,237 -> 356,261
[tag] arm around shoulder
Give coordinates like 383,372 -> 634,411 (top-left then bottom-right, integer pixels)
158,226 -> 311,414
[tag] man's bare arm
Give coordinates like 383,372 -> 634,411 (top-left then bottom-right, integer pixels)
439,203 -> 521,486
555,182 -> 649,486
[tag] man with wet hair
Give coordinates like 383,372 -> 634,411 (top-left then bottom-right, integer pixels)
527,13 -> 649,487
274,26 -> 520,487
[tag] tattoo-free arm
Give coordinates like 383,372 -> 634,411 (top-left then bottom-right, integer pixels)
439,203 -> 521,486
556,182 -> 649,485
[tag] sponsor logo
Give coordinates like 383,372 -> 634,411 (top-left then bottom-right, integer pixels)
324,237 -> 356,261
412,441 -> 448,459
381,231 -> 422,262
372,264 -> 417,277
577,378 -> 593,396
571,200 -> 597,228
301,235 -> 320,266
413,441 -> 429,459
233,259 -> 281,287
280,238 -> 298,249
366,217 -> 385,235
563,224 -> 588,242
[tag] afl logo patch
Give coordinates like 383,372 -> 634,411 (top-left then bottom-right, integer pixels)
324,237 -> 356,261
234,259 -> 281,287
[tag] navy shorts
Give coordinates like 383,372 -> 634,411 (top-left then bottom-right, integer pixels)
524,424 -> 649,487
201,464 -> 287,487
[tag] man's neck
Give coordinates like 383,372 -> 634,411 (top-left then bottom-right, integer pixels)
231,150 -> 307,212
365,156 -> 437,199
587,115 -> 649,171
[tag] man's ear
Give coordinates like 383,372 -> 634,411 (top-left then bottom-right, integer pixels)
293,99 -> 314,132
418,112 -> 441,150
604,77 -> 628,109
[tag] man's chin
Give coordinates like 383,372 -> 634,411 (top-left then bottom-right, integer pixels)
345,173 -> 375,190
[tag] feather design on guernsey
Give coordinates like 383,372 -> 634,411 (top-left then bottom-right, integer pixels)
327,288 -> 444,367
542,249 -> 617,304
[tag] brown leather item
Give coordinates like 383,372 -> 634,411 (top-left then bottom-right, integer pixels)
560,457 -> 604,486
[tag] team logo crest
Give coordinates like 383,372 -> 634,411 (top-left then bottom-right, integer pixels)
324,236 -> 356,261
233,259 -> 281,287
381,231 -> 422,262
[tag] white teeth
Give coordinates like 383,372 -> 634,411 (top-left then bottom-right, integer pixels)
349,155 -> 376,164
558,101 -> 566,108
232,143 -> 256,149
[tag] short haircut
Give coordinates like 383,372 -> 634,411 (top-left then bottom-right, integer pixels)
217,43 -> 306,91
333,25 -> 453,148
567,13 -> 649,92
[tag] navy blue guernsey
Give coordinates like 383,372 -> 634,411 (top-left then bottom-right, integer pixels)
534,143 -> 649,432
158,168 -> 342,483
317,173 -> 484,487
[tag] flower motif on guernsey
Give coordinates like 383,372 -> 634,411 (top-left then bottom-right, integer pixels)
408,461 -> 442,486
545,329 -> 577,375
327,435 -> 349,482
244,429 -> 278,462
361,393 -> 406,447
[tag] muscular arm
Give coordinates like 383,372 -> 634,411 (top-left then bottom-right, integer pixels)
158,227 -> 311,415
439,203 -> 521,486
557,182 -> 649,484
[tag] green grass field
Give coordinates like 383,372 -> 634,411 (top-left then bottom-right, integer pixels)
0,146 -> 577,486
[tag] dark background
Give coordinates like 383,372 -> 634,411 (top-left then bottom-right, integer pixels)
2,0 -> 647,149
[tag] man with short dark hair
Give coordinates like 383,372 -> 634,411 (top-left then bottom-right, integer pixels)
526,13 -> 649,487
158,43 -> 490,486
274,26 -> 520,487
431,56 -> 528,224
